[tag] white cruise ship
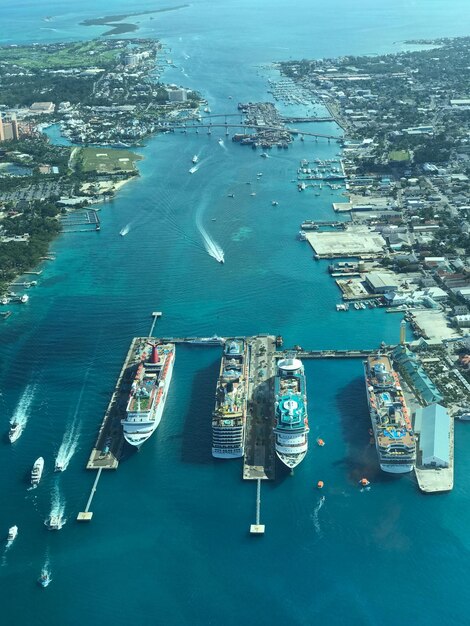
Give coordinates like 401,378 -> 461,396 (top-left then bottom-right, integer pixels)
364,354 -> 416,473
212,339 -> 247,458
121,343 -> 175,448
273,356 -> 309,469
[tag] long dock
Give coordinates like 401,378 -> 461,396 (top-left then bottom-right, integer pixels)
277,349 -> 374,359
243,335 -> 276,480
86,338 -> 138,470
250,479 -> 265,534
77,468 -> 103,521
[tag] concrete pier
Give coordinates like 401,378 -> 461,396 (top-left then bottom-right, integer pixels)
250,478 -> 265,534
243,335 -> 276,480
77,467 -> 103,521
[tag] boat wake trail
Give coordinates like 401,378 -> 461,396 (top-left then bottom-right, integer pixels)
55,420 -> 80,473
49,483 -> 66,524
311,495 -> 325,536
218,138 -> 227,151
195,202 -> 224,264
55,364 -> 93,471
11,383 -> 37,429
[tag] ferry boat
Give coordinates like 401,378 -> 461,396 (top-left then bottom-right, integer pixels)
192,154 -> 198,164
38,568 -> 52,588
273,355 -> 309,469
8,421 -> 23,443
364,354 -> 416,473
7,525 -> 18,542
31,457 -> 44,486
212,339 -> 247,458
121,343 -> 175,448
45,515 -> 65,530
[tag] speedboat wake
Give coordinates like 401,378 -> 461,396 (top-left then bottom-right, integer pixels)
196,203 -> 224,264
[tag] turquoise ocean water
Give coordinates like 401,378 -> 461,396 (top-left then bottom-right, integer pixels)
1,1 -> 470,624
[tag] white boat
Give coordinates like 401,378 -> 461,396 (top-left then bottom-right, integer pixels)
54,461 -> 64,472
121,343 -> 175,448
7,525 -> 18,542
189,165 -> 198,174
212,339 -> 248,459
45,515 -> 65,530
364,354 -> 415,473
20,294 -> 29,303
274,356 -> 309,469
192,154 -> 198,164
8,421 -> 23,443
31,457 -> 44,486
38,568 -> 52,588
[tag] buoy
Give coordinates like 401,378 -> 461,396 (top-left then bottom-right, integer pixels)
317,481 -> 324,489
359,478 -> 370,487
317,438 -> 325,447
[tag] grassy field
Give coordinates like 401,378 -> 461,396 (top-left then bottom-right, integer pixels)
0,41 -> 120,69
389,150 -> 411,162
78,147 -> 143,174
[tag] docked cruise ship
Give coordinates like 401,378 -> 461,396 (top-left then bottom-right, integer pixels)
212,339 -> 247,458
121,342 -> 175,448
364,354 -> 416,473
273,355 -> 309,469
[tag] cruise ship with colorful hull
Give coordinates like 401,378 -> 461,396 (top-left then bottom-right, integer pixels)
364,354 -> 416,473
121,342 -> 175,448
274,356 -> 309,469
212,339 -> 247,458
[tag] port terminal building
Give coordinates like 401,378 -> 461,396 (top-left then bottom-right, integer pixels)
393,346 -> 444,405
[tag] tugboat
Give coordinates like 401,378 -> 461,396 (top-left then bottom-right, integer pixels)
31,457 -> 44,487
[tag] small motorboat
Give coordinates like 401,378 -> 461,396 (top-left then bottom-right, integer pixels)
45,515 -> 65,531
316,438 -> 325,447
54,461 -> 64,472
38,568 -> 51,588
271,201 -> 278,206
7,525 -> 18,542
359,478 -> 370,487
227,193 -> 235,198
317,481 -> 324,489
8,421 -> 22,443
192,154 -> 198,164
